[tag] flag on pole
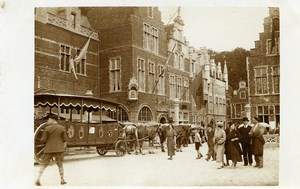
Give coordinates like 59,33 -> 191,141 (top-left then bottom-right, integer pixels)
191,69 -> 203,110
69,36 -> 91,79
152,43 -> 176,93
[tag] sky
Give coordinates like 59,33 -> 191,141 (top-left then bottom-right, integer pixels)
159,7 -> 269,52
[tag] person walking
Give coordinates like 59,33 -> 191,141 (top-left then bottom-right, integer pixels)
205,124 -> 215,161
249,117 -> 266,168
226,123 -> 243,168
194,128 -> 203,159
213,122 -> 226,169
35,114 -> 67,186
238,117 -> 253,166
166,117 -> 176,160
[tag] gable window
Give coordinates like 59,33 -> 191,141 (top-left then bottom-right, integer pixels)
138,58 -> 145,92
272,66 -> 280,93
76,49 -> 86,75
240,91 -> 246,99
255,67 -> 268,94
148,7 -> 154,18
176,77 -> 182,99
60,45 -> 71,72
143,23 -> 158,53
109,57 -> 121,92
70,12 -> 76,28
138,106 -> 153,122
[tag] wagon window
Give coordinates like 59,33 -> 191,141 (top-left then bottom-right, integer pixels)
118,107 -> 129,122
138,106 -> 152,122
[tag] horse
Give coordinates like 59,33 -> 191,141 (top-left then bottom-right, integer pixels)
157,124 -> 192,152
120,122 -> 140,155
136,122 -> 160,154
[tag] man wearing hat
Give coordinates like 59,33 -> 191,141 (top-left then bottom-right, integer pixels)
35,114 -> 67,186
238,117 -> 253,166
205,124 -> 215,161
249,117 -> 265,169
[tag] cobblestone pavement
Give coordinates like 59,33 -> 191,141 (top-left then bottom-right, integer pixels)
34,143 -> 279,186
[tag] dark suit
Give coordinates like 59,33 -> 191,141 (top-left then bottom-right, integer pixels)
249,123 -> 265,168
238,124 -> 253,165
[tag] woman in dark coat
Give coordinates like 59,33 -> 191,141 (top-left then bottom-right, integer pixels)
166,118 -> 177,160
226,123 -> 243,168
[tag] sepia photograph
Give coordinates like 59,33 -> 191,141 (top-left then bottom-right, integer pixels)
32,6 -> 280,186
5,0 -> 300,188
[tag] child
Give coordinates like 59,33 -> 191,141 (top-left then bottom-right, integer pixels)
194,128 -> 203,159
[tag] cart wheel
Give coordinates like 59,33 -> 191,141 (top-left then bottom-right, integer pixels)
34,123 -> 47,164
115,140 -> 126,157
96,147 -> 108,156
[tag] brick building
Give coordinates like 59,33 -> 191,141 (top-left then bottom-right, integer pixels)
247,7 -> 280,129
34,7 -> 100,119
82,7 -> 169,123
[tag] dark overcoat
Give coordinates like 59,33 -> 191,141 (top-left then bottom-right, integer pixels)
250,123 -> 265,155
166,129 -> 176,156
41,123 -> 67,153
226,129 -> 242,162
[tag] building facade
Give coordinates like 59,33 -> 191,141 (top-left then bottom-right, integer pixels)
34,7 -> 228,125
34,7 -> 101,119
229,80 -> 249,124
247,7 -> 280,129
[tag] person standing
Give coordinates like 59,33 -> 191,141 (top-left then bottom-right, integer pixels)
226,123 -> 243,168
238,117 -> 253,166
194,128 -> 203,159
205,124 -> 215,161
35,114 -> 67,186
213,122 -> 226,169
166,117 -> 176,160
249,117 -> 265,169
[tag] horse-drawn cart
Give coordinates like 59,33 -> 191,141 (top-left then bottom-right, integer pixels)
34,93 -> 127,164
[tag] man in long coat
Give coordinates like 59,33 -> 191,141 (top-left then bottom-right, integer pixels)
249,117 -> 265,168
238,117 -> 253,166
35,114 -> 67,186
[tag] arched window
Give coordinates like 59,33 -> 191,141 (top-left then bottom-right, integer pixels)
118,107 -> 129,122
240,91 -> 246,99
138,106 -> 153,122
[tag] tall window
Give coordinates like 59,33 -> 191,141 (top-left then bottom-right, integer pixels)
157,65 -> 165,95
176,77 -> 182,99
148,7 -> 153,18
118,107 -> 129,122
183,79 -> 189,102
60,45 -> 71,72
179,55 -> 184,70
272,66 -> 280,93
138,58 -> 145,92
143,23 -> 158,53
70,12 -> 76,28
109,57 -> 121,92
148,61 -> 155,93
169,75 -> 176,99
138,106 -> 152,122
257,106 -> 269,123
76,49 -> 86,75
255,67 -> 268,94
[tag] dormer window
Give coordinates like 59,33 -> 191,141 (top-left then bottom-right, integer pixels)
148,7 -> 153,19
70,12 -> 76,28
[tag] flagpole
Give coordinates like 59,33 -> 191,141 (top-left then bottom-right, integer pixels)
152,43 -> 176,94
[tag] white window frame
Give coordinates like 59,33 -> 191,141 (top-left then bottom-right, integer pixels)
148,7 -> 154,19
143,23 -> 159,54
254,66 -> 268,95
137,58 -> 146,92
272,66 -> 280,94
109,56 -> 122,92
59,44 -> 71,72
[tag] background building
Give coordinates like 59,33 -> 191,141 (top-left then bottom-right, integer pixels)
247,7 -> 280,129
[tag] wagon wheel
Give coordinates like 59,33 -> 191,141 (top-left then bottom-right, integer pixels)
96,147 -> 108,156
34,123 -> 48,164
115,140 -> 126,157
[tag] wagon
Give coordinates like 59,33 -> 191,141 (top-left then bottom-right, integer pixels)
34,93 -> 127,164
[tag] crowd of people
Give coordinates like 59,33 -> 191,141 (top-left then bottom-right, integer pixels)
191,116 -> 266,169
35,115 -> 267,185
